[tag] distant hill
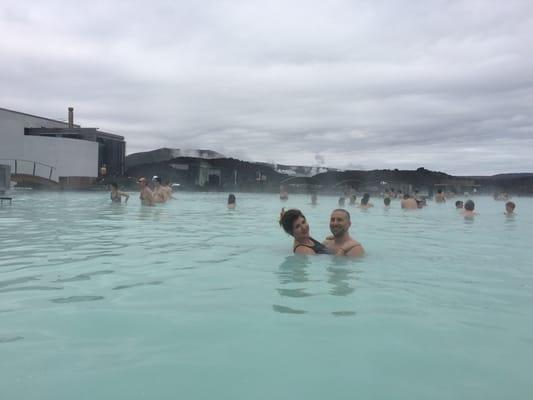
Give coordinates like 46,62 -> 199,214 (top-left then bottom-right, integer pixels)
458,173 -> 533,179
123,148 -> 533,194
126,148 -> 225,169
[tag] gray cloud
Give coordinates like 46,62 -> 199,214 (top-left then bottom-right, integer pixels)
1,0 -> 533,174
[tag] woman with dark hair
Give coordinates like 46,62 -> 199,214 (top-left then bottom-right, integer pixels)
279,208 -> 331,255
110,182 -> 129,203
227,194 -> 236,209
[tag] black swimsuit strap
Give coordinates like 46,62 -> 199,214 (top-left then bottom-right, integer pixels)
294,238 -> 331,254
293,243 -> 316,251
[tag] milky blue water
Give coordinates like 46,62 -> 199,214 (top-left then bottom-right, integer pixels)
1,192 -> 532,400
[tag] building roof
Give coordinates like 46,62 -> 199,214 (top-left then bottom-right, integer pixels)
0,107 -> 80,128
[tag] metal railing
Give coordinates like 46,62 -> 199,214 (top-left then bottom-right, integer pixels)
0,159 -> 56,181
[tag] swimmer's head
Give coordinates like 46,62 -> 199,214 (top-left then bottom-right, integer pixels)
437,189 -> 443,194
137,177 -> 148,187
464,200 -> 475,211
279,209 -> 308,238
228,194 -> 236,204
403,194 -> 410,200
505,201 -> 515,213
152,176 -> 162,185
384,197 -> 391,206
332,208 -> 351,221
330,209 -> 351,237
338,197 -> 345,206
361,193 -> 370,205
455,200 -> 464,209
111,182 -> 118,190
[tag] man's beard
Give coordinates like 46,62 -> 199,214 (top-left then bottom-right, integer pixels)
331,227 -> 346,237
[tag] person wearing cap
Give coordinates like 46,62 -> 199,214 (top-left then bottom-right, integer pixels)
137,177 -> 154,206
152,176 -> 167,203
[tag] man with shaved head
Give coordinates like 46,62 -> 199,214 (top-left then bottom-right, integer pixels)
323,209 -> 365,257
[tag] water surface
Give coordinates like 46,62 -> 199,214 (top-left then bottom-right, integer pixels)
1,192 -> 532,399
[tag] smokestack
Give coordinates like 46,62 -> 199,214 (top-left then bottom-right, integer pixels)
68,107 -> 74,128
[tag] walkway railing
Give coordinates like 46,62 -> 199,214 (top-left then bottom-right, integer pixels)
0,159 -> 56,182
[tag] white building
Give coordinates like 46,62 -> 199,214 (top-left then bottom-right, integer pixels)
0,107 -> 125,187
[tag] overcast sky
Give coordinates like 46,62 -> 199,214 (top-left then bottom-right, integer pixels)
1,0 -> 533,175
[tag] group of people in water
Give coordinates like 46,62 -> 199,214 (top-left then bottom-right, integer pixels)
108,176 -> 175,206
278,188 -> 518,257
109,179 -> 517,257
136,176 -> 174,206
334,190 -> 430,210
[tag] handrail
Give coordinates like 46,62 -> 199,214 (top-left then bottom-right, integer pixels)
0,158 -> 55,181
0,158 -> 55,169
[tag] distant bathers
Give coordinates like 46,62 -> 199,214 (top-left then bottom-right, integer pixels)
293,238 -> 333,255
111,192 -> 121,203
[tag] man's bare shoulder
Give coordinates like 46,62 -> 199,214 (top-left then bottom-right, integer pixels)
341,238 -> 364,257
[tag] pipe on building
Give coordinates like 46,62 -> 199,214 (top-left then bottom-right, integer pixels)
68,107 -> 74,128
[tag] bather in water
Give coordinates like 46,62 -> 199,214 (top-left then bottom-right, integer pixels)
137,177 -> 155,206
110,182 -> 129,203
152,176 -> 167,203
227,194 -> 236,209
279,209 -> 332,255
359,193 -> 373,209
323,209 -> 365,257
505,201 -> 516,216
462,200 -> 477,217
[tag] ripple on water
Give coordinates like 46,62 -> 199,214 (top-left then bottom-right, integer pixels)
0,286 -> 62,293
112,281 -> 163,290
276,288 -> 313,298
54,270 -> 114,283
0,336 -> 24,343
331,311 -> 357,317
50,296 -> 105,304
0,276 -> 40,288
272,304 -> 306,314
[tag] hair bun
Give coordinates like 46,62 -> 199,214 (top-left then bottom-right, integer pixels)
279,208 -> 286,225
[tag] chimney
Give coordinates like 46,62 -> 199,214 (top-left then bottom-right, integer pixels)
68,107 -> 74,128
